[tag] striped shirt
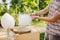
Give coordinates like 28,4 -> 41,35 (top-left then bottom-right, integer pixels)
46,0 -> 60,36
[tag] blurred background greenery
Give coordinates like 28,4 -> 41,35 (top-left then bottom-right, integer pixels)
0,0 -> 50,26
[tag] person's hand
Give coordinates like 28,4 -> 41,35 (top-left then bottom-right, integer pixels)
30,13 -> 36,16
30,11 -> 37,16
31,16 -> 39,20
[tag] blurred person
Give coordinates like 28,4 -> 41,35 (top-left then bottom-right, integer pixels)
30,0 -> 60,40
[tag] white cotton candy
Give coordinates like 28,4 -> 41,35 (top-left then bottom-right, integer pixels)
18,14 -> 32,26
1,13 -> 15,29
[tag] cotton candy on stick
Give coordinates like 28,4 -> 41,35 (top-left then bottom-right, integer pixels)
1,13 -> 15,29
1,13 -> 15,40
18,14 -> 32,32
18,14 -> 32,26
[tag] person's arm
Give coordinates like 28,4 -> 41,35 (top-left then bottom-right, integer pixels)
37,13 -> 60,22
30,5 -> 49,16
31,12 -> 60,22
35,5 -> 49,15
31,0 -> 51,16
37,2 -> 60,23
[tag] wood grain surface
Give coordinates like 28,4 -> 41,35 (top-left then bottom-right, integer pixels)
0,32 -> 40,40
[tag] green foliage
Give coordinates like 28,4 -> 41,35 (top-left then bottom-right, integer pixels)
39,0 -> 50,10
40,32 -> 45,40
0,0 -> 50,25
18,0 -> 39,13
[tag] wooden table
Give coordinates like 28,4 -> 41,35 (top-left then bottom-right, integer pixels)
0,30 -> 40,40
15,32 -> 40,40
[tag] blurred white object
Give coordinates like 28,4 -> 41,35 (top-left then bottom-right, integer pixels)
1,13 -> 15,29
9,31 -> 15,40
18,13 -> 32,26
1,13 -> 15,40
0,0 -> 4,4
6,0 -> 11,9
6,0 -> 11,4
7,4 -> 11,9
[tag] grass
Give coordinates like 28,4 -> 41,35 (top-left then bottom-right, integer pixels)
31,20 -> 46,26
